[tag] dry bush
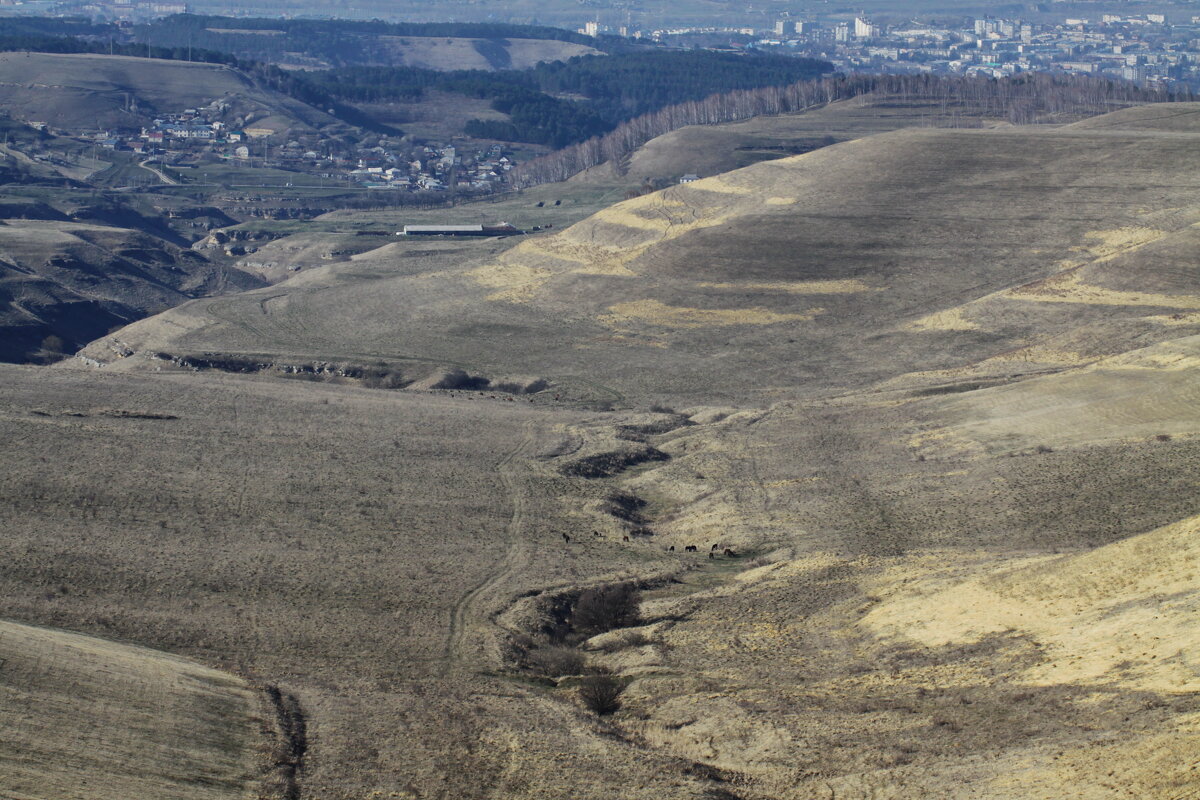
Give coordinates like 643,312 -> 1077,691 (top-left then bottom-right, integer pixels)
578,674 -> 624,715
597,629 -> 651,653
571,584 -> 641,637
524,644 -> 586,678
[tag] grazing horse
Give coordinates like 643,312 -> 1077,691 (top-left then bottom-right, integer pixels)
709,551 -> 714,559
711,543 -> 720,551
684,545 -> 698,552
622,535 -> 630,542
562,533 -> 571,543
724,548 -> 737,557
667,545 -> 675,552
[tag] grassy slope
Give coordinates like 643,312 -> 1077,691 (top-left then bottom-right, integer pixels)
0,365 -> 722,800
86,107 -> 1200,406
0,217 -> 260,362
585,94 -> 1017,184
572,102 -> 1200,798
0,52 -> 334,133
0,618 -> 263,800
8,102 -> 1200,798
374,36 -> 601,70
610,340 -> 1200,797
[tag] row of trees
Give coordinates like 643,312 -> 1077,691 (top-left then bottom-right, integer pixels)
509,72 -> 1190,187
528,50 -> 831,120
298,50 -> 830,147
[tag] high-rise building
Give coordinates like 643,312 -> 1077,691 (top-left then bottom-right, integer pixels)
835,22 -> 851,42
854,16 -> 876,39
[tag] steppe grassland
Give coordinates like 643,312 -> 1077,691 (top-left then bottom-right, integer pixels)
602,299 -> 821,328
13,103 -> 1200,798
0,365 -> 713,799
0,52 -> 250,104
321,91 -> 1031,239
374,36 -> 600,71
77,121 -> 1200,410
593,371 -> 1200,799
911,335 -> 1200,455
0,618 -> 262,800
863,511 -> 1200,691
614,93 -> 1027,181
0,53 -> 252,127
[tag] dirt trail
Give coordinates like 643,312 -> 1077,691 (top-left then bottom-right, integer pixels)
442,420 -> 537,673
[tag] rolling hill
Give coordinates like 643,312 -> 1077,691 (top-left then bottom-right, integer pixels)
0,618 -> 266,800
0,52 -> 340,133
370,36 -> 601,70
84,105 -> 1200,404
4,101 -> 1200,798
0,212 -> 261,363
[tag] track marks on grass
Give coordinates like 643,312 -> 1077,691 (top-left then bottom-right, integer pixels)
443,420 -> 537,673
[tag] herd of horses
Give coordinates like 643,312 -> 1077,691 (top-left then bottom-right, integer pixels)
559,531 -> 737,558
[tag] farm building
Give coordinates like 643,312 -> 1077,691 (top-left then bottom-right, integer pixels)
399,224 -> 522,237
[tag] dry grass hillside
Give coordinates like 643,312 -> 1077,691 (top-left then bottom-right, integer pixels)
0,52 -> 337,133
0,365 -> 743,799
581,93 -> 1018,184
82,106 -> 1200,406
5,102 -> 1200,798
591,328 -> 1200,797
0,217 -> 260,362
0,618 -> 264,800
374,36 -> 601,71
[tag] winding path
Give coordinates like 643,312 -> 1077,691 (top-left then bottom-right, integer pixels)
442,420 -> 537,673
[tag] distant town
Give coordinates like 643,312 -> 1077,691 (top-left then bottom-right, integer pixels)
12,0 -> 1200,93
613,14 -> 1200,90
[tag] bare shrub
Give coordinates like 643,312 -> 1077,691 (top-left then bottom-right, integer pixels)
620,630 -> 650,648
595,629 -> 651,653
524,645 -> 586,678
571,584 -> 641,637
579,674 -> 625,715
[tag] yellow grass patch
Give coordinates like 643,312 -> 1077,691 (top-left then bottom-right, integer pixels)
764,197 -> 797,205
982,723 -> 1200,800
983,345 -> 1093,366
468,262 -> 552,302
1005,267 -> 1200,309
905,306 -> 980,331
862,513 -> 1200,692
1076,226 -> 1166,262
695,279 -> 873,294
588,193 -> 733,241
1106,348 -> 1200,372
1146,311 -> 1200,326
604,299 -> 819,328
688,175 -> 757,195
